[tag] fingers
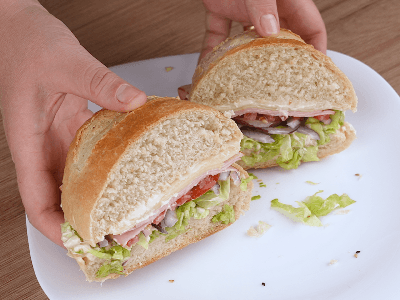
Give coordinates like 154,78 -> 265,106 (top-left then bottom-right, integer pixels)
54,47 -> 147,112
244,0 -> 280,36
18,165 -> 66,248
178,84 -> 192,100
199,11 -> 232,62
277,0 -> 327,54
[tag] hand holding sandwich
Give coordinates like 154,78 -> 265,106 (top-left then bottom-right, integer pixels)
200,0 -> 327,61
0,0 -> 146,247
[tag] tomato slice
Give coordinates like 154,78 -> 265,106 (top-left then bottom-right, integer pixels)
315,114 -> 331,121
175,174 -> 220,207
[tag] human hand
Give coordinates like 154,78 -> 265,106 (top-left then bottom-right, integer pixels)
0,1 -> 146,247
200,0 -> 327,61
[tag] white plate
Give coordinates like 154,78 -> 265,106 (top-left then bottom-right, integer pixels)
27,51 -> 400,300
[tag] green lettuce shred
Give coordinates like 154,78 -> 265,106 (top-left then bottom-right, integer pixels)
61,221 -> 131,279
96,260 -> 125,278
240,111 -> 344,169
240,172 -> 257,191
251,195 -> 261,201
161,177 -> 233,242
270,191 -> 356,226
212,204 -> 235,225
136,232 -> 150,250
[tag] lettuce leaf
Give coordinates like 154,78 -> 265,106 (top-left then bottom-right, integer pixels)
212,204 -> 235,225
136,232 -> 150,250
271,191 -> 356,226
218,179 -> 230,201
163,177 -> 232,242
194,190 -> 222,209
271,199 -> 323,227
96,260 -> 125,278
240,111 -> 344,169
303,191 -> 356,217
240,173 -> 257,191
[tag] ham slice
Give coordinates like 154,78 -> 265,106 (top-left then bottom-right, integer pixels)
112,154 -> 243,247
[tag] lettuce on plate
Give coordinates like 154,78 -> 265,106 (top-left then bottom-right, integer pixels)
271,191 -> 355,226
240,111 -> 345,169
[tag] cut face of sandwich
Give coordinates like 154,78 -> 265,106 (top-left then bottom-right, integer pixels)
60,97 -> 253,281
187,29 -> 357,170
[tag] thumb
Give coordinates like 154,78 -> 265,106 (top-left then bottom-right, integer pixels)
245,0 -> 280,37
57,48 -> 147,112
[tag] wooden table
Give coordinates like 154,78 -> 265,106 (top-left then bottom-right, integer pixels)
1,0 -> 399,299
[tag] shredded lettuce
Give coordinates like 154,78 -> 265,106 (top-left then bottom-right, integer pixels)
271,191 -> 356,226
251,195 -> 261,201
212,204 -> 235,225
240,111 -> 344,169
218,179 -> 230,201
271,199 -> 323,226
194,190 -> 223,209
136,232 -> 150,250
240,173 -> 257,191
162,177 -> 233,242
61,222 -> 131,278
303,191 -> 356,217
96,260 -> 125,278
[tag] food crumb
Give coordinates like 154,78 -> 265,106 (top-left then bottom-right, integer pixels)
335,209 -> 350,215
247,221 -> 271,237
165,67 -> 174,72
259,182 -> 267,188
251,195 -> 261,201
328,259 -> 338,266
262,282 -> 265,286
169,280 -> 174,283
355,173 -> 362,179
354,251 -> 361,258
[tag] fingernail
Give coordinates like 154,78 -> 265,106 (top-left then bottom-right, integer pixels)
116,84 -> 140,103
260,14 -> 279,36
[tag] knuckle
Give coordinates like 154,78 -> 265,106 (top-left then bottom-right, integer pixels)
86,66 -> 116,98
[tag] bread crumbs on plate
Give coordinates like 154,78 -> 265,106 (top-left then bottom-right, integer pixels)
165,66 -> 174,72
169,280 -> 174,283
354,251 -> 361,258
329,259 -> 338,266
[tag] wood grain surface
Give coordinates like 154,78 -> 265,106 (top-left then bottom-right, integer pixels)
1,0 -> 399,299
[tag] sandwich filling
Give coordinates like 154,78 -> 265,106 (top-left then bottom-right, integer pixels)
61,161 -> 245,279
232,109 -> 345,169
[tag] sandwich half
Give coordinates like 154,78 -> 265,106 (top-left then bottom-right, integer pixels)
60,97 -> 253,282
185,29 -> 357,170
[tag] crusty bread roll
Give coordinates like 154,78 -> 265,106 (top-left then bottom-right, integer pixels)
190,28 -> 357,113
70,165 -> 252,282
187,28 -> 357,170
61,97 -> 252,281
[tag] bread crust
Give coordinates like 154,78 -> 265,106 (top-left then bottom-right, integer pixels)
237,122 -> 356,170
68,164 -> 252,282
190,28 -> 357,113
61,97 -> 242,245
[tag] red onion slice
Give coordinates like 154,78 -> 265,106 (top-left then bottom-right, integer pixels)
241,130 -> 275,143
296,126 -> 320,140
245,119 -> 273,128
265,126 -> 298,135
286,118 -> 301,129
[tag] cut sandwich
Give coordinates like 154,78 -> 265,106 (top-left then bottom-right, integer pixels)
60,97 -> 253,282
183,28 -> 357,170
